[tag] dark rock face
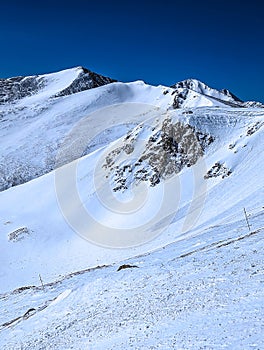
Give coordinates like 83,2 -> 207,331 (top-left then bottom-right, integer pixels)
172,89 -> 190,109
171,79 -> 197,90
54,67 -> 116,98
0,75 -> 45,104
246,121 -> 264,136
204,162 -> 232,179
117,264 -> 138,271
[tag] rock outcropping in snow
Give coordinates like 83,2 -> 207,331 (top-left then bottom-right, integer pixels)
0,75 -> 45,104
103,117 -> 214,190
53,67 -> 116,97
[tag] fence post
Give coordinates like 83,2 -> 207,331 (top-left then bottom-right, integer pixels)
243,207 -> 251,232
39,274 -> 44,290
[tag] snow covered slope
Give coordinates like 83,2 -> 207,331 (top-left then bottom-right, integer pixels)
0,67 -> 263,349
0,78 -> 174,191
0,68 -> 262,192
1,104 -> 263,289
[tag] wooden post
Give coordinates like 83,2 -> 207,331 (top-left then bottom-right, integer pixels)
243,208 -> 251,232
39,274 -> 44,290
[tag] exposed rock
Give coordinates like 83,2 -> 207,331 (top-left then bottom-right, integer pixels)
103,117 -> 214,191
204,162 -> 232,179
0,75 -> 45,104
246,121 -> 264,136
8,227 -> 30,242
117,264 -> 139,272
54,67 -> 116,97
172,89 -> 189,109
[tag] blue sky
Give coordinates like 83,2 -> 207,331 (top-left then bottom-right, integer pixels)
1,0 -> 263,102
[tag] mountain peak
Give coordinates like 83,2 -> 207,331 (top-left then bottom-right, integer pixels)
53,66 -> 116,98
172,78 -> 241,100
0,66 -> 116,104
170,78 -> 249,108
0,67 -> 262,108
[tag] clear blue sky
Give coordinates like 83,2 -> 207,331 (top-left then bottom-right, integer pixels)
1,0 -> 263,102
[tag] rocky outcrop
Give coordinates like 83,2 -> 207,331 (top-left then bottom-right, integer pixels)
54,67 -> 116,97
103,117 -> 215,191
0,75 -> 45,104
204,162 -> 232,179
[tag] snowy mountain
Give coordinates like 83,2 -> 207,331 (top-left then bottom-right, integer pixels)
0,67 -> 262,192
0,67 -> 263,349
170,78 -> 264,108
0,66 -> 115,104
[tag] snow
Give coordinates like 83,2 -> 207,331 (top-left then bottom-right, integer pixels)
0,67 -> 263,349
0,219 -> 263,349
6,67 -> 82,107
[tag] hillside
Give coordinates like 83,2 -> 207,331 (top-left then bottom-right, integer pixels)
0,67 -> 263,349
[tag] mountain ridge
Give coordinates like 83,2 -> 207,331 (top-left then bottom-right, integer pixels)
0,67 -> 263,192
0,66 -> 263,107
0,66 -> 115,104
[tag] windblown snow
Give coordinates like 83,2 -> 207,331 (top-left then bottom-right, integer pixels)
0,67 -> 263,349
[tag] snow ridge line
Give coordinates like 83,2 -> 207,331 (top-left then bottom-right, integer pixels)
177,227 -> 264,260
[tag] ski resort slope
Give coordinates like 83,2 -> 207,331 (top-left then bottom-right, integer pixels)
0,67 -> 263,349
